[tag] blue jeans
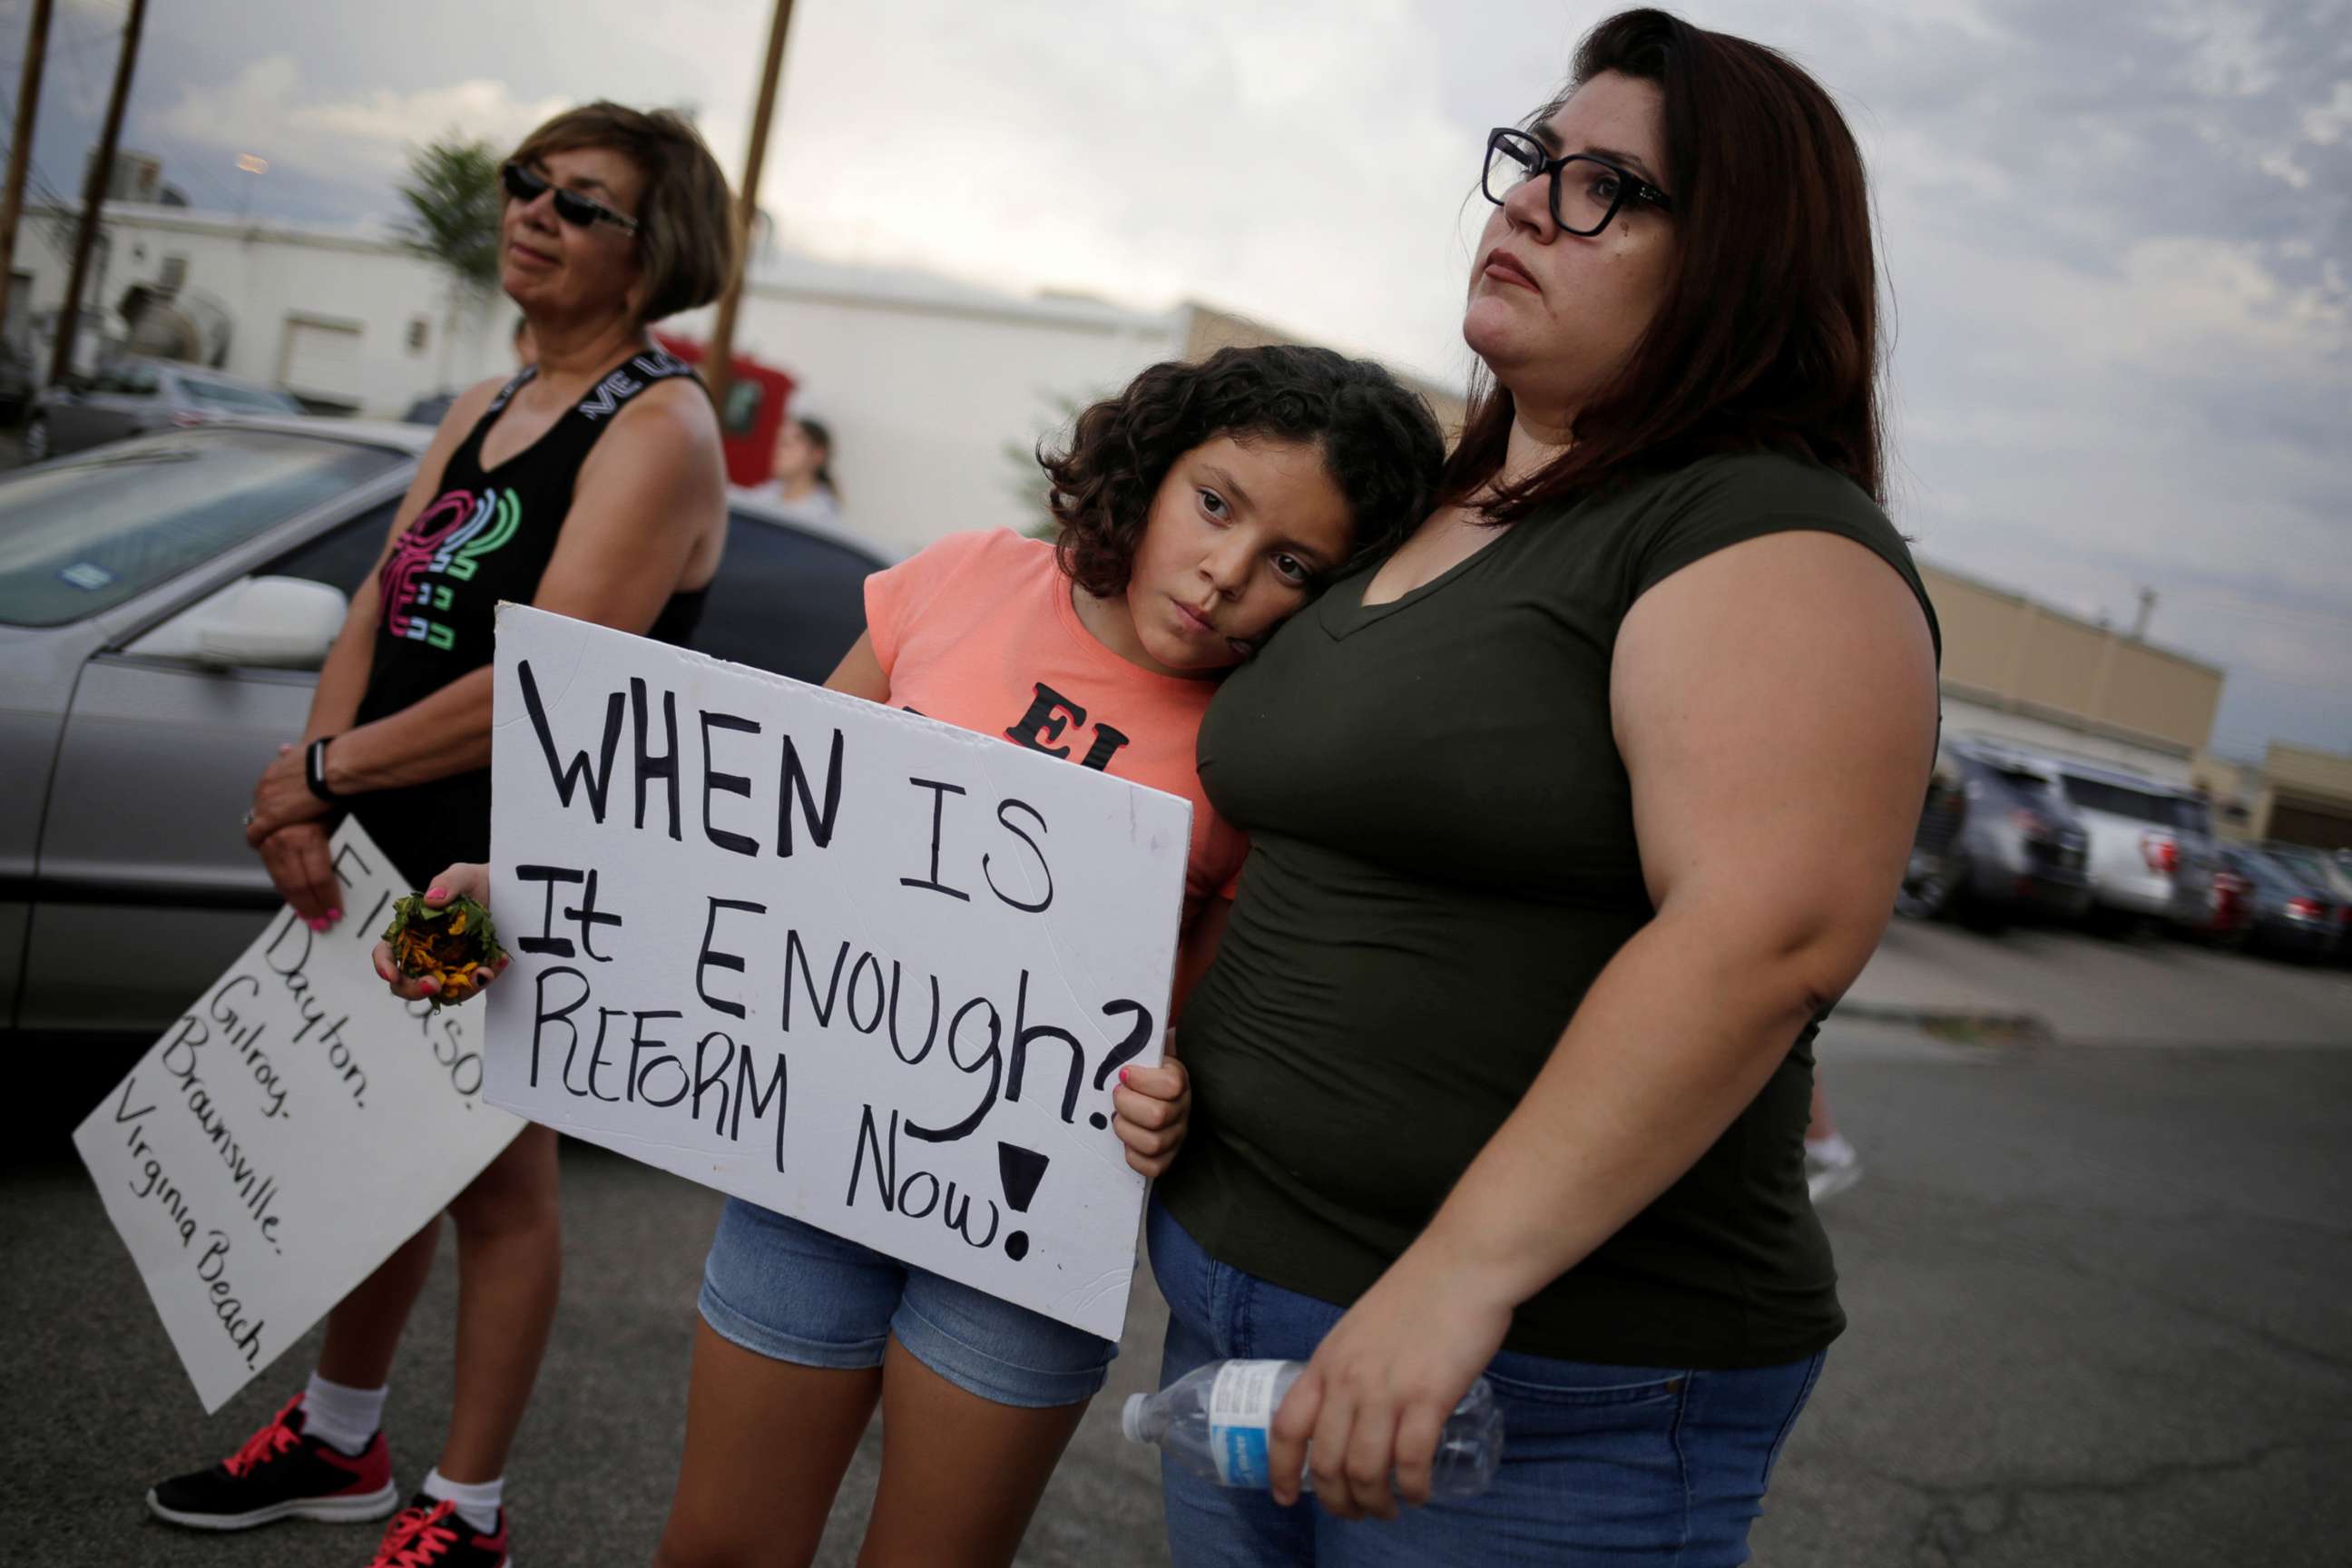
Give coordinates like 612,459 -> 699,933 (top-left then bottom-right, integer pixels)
1147,1201 -> 1824,1567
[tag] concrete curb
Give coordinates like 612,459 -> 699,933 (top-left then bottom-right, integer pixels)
1831,1002 -> 2055,1045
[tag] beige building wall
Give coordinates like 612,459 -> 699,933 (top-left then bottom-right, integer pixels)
1920,563 -> 2224,764
2257,743 -> 2352,850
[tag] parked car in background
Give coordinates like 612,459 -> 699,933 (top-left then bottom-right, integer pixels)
2054,762 -> 2217,930
2220,848 -> 2347,963
22,356 -> 307,461
1898,740 -> 2092,926
401,388 -> 461,427
2186,852 -> 2257,946
1,419 -> 889,1043
2258,842 -> 2352,960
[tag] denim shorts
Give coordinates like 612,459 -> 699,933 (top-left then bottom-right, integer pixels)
696,1196 -> 1118,1409
1146,1200 -> 1825,1567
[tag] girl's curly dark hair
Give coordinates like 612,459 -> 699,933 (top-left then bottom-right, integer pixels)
1043,345 -> 1446,598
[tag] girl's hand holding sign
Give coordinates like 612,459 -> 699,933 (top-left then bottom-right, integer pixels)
1109,1037 -> 1191,1179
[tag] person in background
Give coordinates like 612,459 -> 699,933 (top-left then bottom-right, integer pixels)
147,101 -> 738,1568
747,412 -> 842,529
1805,1081 -> 1863,1202
1151,10 -> 1941,1563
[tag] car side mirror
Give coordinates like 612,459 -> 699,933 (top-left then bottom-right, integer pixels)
124,575 -> 348,670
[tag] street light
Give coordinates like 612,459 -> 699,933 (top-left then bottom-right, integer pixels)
236,152 -> 266,220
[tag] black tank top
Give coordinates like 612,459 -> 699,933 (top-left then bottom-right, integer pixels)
350,346 -> 709,883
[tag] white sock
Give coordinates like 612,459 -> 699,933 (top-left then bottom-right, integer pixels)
423,1467 -> 505,1534
1806,1131 -> 1857,1165
299,1372 -> 386,1456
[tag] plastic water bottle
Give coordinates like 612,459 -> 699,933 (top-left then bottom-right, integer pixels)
1121,1360 -> 1504,1499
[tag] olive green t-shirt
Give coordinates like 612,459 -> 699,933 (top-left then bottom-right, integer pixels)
1158,452 -> 1940,1368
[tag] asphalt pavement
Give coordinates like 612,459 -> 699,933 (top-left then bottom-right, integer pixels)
7,920 -> 2348,1566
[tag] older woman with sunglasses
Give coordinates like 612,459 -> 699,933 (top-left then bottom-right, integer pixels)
146,103 -> 738,1568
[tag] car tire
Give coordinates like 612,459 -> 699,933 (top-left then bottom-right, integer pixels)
22,413 -> 49,462
1896,861 -> 1955,921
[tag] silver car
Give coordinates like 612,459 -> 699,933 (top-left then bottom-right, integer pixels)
22,355 -> 307,463
2054,761 -> 2218,929
2,419 -> 888,1041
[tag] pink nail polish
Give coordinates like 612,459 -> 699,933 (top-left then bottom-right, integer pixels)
1119,1067 -> 1132,1084
427,887 -> 448,900
328,909 -> 343,921
309,917 -> 328,932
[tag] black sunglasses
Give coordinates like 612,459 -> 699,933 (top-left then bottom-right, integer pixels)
500,162 -> 640,235
1483,128 -> 1674,238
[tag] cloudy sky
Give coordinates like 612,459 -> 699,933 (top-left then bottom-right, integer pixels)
5,0 -> 2347,758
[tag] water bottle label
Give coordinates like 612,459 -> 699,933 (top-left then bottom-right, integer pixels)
1208,1361 -> 1285,1487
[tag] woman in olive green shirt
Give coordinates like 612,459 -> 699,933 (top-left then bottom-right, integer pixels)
1151,11 -> 1941,1564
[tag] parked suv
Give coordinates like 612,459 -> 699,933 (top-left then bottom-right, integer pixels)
2055,762 -> 2218,929
1899,740 -> 2092,926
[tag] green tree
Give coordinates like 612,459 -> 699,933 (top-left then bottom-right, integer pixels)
397,136 -> 504,386
397,135 -> 503,290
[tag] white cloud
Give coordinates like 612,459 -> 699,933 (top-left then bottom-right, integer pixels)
2303,80 -> 2352,144
150,53 -> 569,176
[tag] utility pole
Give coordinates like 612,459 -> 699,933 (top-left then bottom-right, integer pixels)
0,0 -> 56,351
703,0 -> 795,421
48,0 -> 146,388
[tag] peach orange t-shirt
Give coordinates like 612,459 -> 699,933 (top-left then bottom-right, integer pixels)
864,528 -> 1246,920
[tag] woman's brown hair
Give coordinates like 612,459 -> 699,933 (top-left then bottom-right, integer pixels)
1446,7 -> 1885,520
509,103 -> 741,325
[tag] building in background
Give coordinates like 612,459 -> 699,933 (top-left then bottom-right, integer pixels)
9,200 -> 1468,555
1920,561 -> 2224,786
2197,744 -> 2352,850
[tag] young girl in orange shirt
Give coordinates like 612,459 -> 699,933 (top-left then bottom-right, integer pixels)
391,344 -> 1444,1567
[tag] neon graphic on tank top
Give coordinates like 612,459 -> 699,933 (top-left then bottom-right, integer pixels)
378,485 -> 524,651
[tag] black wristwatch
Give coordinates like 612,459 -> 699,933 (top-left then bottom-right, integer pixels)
304,735 -> 345,805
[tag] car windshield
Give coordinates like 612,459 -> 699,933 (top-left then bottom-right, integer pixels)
0,429 -> 404,626
1993,766 -> 2067,808
2264,845 -> 2330,884
2242,852 -> 2313,897
2061,775 -> 2180,827
179,375 -> 304,414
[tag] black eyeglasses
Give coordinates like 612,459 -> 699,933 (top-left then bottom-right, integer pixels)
500,162 -> 640,235
1482,128 -> 1674,237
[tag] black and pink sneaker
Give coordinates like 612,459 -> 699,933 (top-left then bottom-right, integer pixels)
367,1495 -> 513,1567
146,1393 -> 399,1531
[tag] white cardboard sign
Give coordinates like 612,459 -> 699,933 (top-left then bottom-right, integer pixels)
74,819 -> 524,1412
483,605 -> 1191,1341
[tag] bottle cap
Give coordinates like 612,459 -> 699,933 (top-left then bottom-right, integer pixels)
1120,1392 -> 1147,1444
